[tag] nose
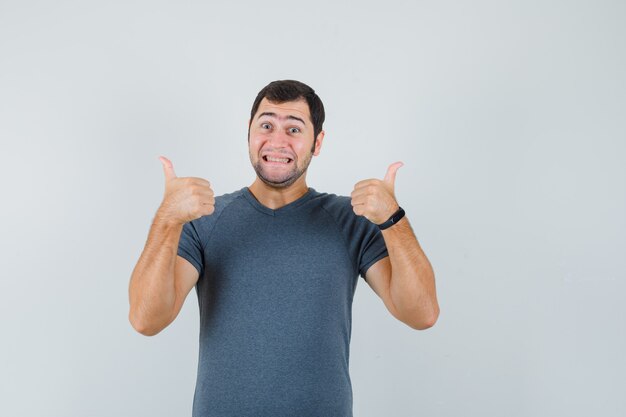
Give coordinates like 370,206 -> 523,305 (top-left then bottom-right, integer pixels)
268,130 -> 290,148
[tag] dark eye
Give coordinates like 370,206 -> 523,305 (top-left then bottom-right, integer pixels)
289,127 -> 301,134
261,123 -> 271,129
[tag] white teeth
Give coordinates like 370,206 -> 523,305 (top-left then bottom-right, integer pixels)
266,156 -> 290,163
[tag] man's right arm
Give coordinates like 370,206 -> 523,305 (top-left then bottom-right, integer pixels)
128,155 -> 214,336
128,216 -> 200,336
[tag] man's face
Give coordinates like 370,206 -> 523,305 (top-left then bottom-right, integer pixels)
248,97 -> 323,189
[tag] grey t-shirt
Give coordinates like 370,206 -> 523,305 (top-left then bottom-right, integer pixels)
177,186 -> 389,417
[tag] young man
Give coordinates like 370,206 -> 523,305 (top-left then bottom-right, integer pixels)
128,80 -> 439,417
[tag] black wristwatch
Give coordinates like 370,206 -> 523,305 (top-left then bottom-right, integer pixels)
377,206 -> 405,230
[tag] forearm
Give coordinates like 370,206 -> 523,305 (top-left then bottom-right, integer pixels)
128,212 -> 183,335
382,216 -> 439,329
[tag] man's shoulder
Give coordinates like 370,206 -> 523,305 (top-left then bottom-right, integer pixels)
188,187 -> 246,230
310,188 -> 349,203
311,189 -> 362,225
215,187 -> 247,207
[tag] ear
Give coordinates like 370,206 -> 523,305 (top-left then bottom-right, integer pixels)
313,130 -> 325,156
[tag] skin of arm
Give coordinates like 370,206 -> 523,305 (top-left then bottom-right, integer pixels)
128,214 -> 198,336
351,161 -> 439,330
129,156 -> 211,336
366,216 -> 439,330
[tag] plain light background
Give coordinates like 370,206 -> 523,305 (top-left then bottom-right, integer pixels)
1,0 -> 625,416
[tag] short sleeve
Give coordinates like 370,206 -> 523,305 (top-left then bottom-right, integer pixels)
357,218 -> 389,279
177,220 -> 204,277
319,194 -> 390,281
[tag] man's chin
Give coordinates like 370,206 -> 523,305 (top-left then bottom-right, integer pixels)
258,175 -> 297,189
252,159 -> 310,189
255,167 -> 304,189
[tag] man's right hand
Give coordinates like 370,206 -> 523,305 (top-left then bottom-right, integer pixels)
157,156 -> 215,225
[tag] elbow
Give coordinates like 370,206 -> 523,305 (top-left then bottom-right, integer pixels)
408,305 -> 440,331
128,310 -> 164,337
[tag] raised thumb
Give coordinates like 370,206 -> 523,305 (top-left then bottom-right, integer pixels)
383,161 -> 403,187
159,155 -> 177,182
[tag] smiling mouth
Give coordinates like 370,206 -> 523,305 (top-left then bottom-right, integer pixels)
263,156 -> 293,164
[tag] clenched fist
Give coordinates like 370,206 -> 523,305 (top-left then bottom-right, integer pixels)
156,156 -> 215,225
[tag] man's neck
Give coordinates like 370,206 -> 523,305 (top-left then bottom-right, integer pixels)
247,178 -> 310,210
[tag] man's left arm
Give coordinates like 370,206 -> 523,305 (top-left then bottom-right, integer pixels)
351,162 -> 440,330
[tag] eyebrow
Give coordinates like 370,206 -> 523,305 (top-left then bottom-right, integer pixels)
257,112 -> 306,126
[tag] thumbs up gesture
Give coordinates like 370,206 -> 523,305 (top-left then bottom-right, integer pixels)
350,161 -> 403,225
157,156 -> 215,225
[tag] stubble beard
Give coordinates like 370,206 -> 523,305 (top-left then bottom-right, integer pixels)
251,150 -> 313,189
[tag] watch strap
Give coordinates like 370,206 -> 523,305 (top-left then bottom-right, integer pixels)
377,206 -> 405,230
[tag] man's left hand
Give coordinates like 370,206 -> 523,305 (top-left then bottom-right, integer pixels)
350,161 -> 404,225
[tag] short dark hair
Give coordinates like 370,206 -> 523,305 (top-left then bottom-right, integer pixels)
249,80 -> 325,148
